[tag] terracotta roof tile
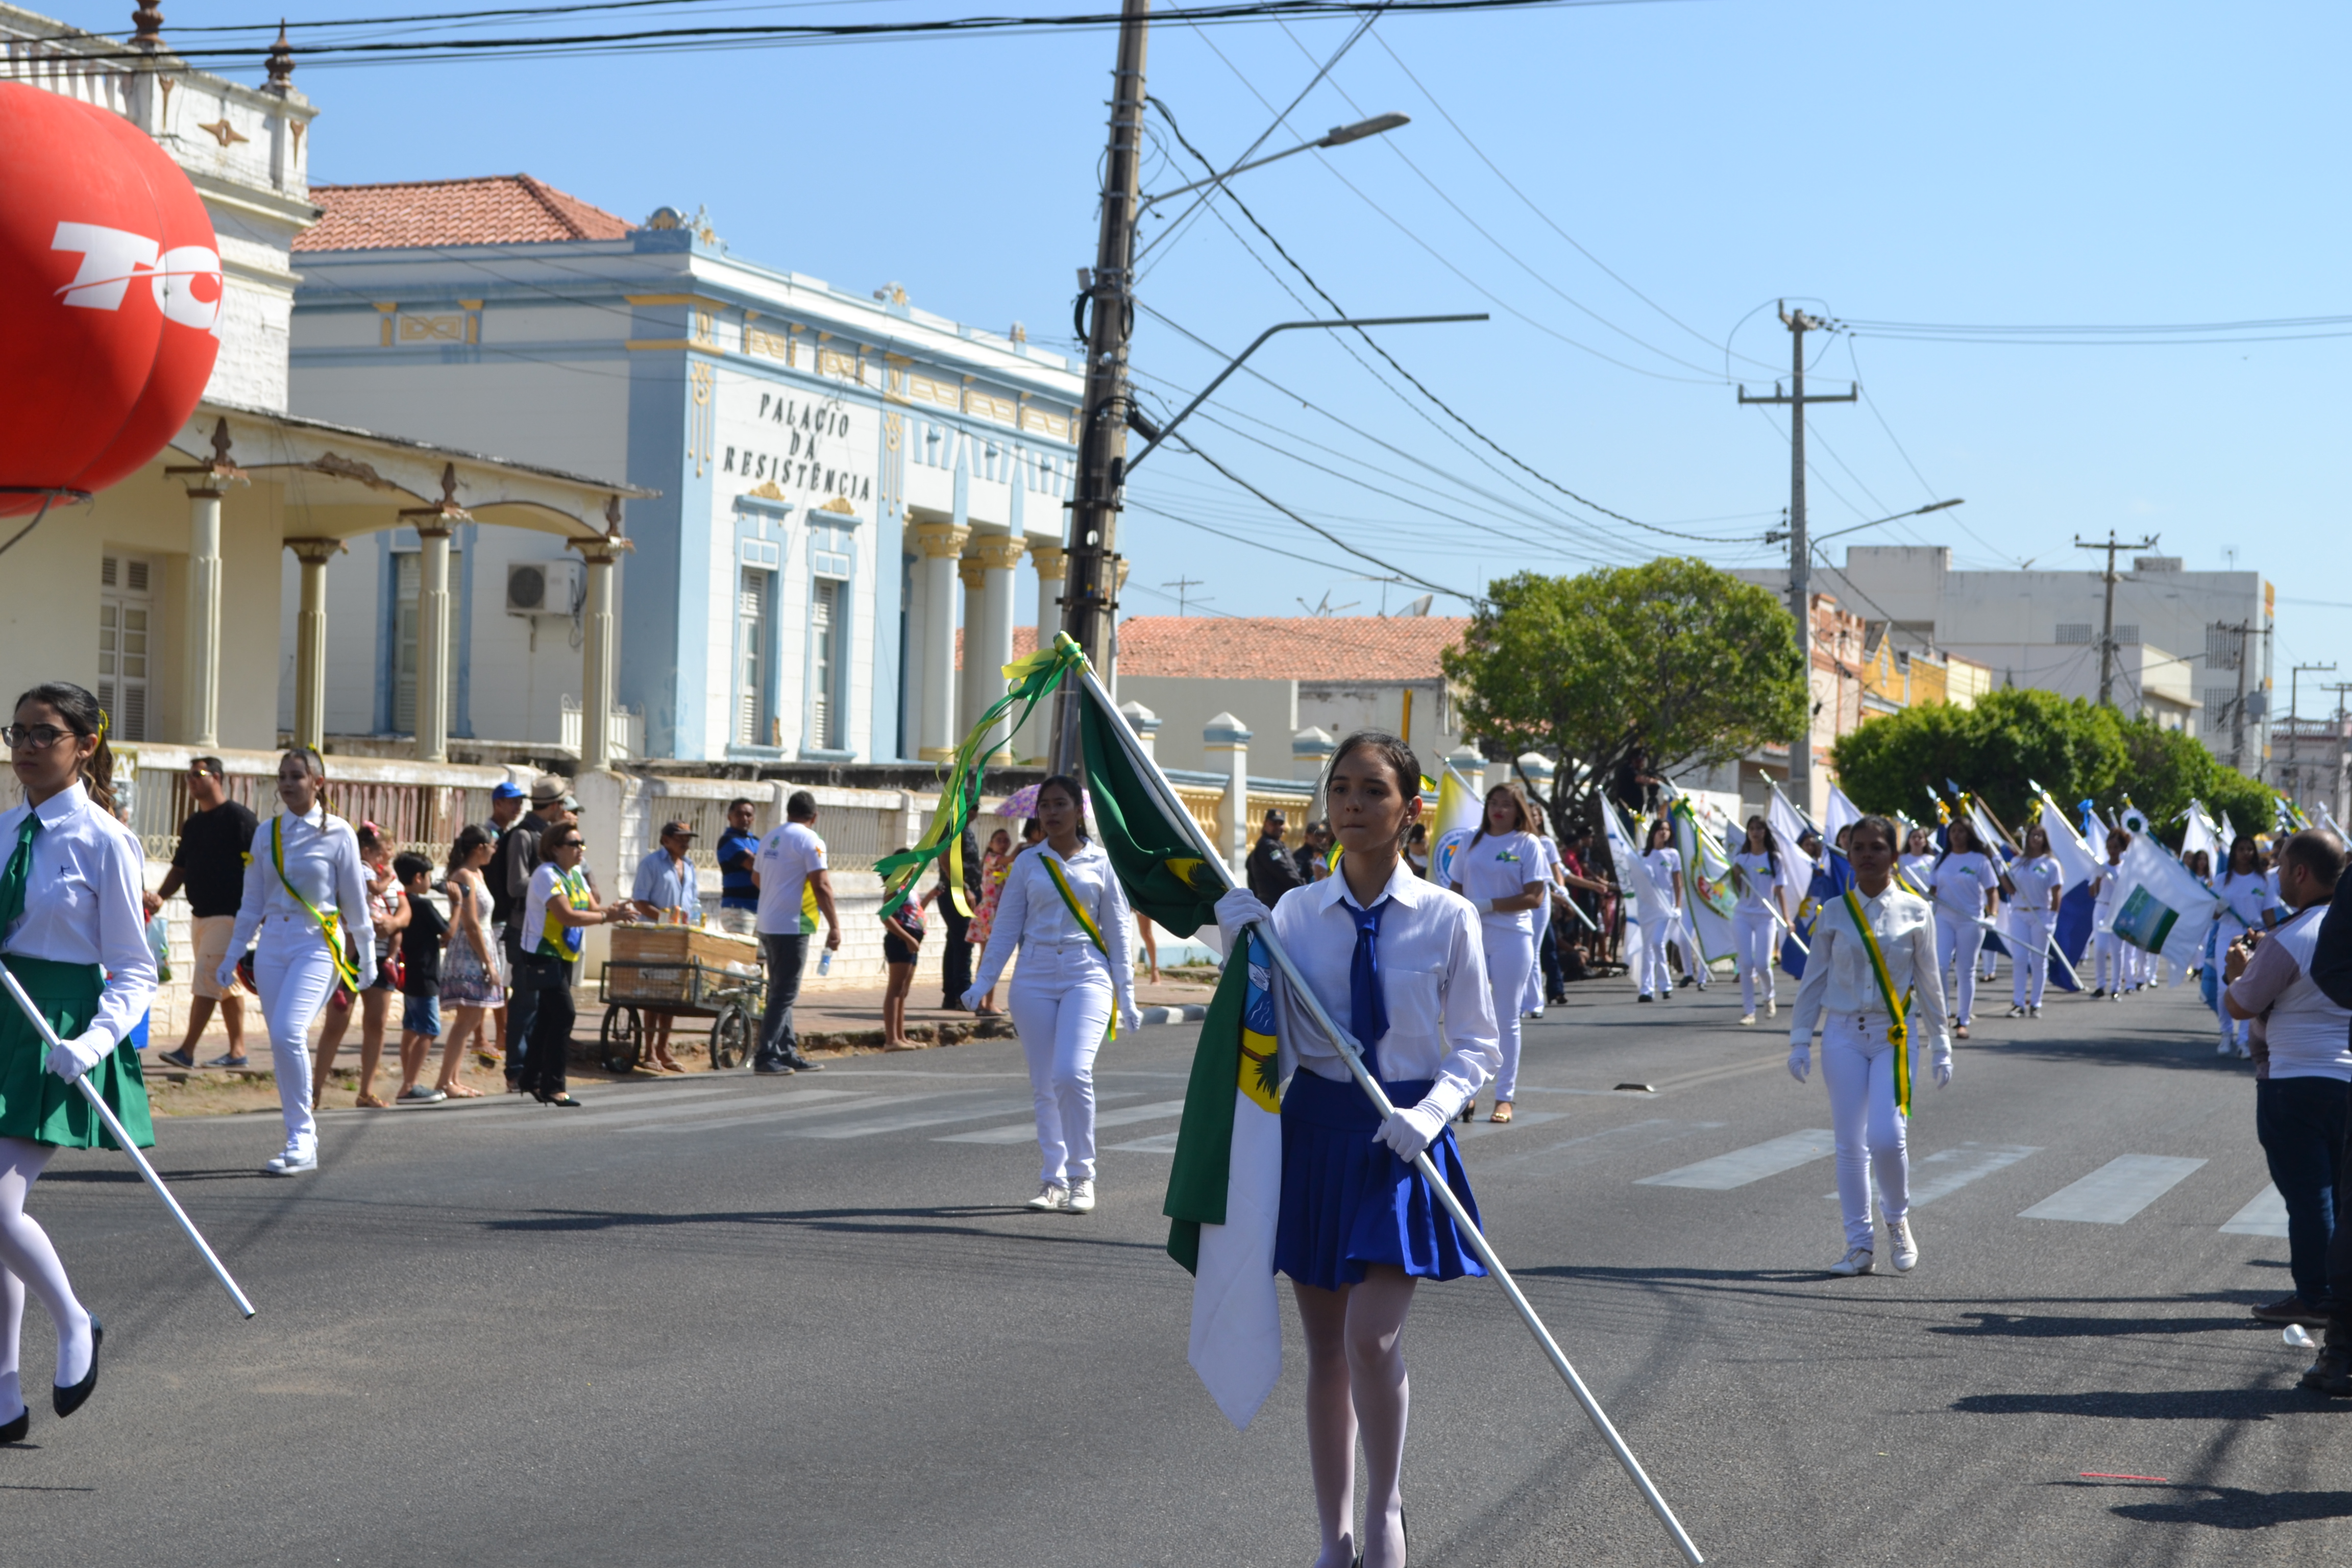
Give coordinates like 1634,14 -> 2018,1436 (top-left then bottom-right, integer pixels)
959,618 -> 1463,680
297,175 -> 633,252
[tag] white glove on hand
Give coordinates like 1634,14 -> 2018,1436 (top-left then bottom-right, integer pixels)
1931,1049 -> 1954,1088
1375,1099 -> 1449,1163
1786,1045 -> 1811,1084
1121,1005 -> 1144,1036
46,1028 -> 110,1083
959,985 -> 986,1012
1214,887 -> 1273,952
1474,897 -> 1496,916
215,959 -> 240,994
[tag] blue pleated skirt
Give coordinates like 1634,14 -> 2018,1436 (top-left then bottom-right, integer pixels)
1275,1070 -> 1485,1291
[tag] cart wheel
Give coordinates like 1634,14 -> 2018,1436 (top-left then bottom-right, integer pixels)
600,1006 -> 644,1073
709,1005 -> 754,1071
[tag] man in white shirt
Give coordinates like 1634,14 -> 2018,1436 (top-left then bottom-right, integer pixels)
753,790 -> 841,1074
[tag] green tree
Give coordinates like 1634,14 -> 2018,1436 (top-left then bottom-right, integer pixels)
1441,559 -> 1805,837
2110,715 -> 2277,845
1831,688 -> 2127,829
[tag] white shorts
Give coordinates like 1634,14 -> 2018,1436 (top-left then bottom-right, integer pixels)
190,915 -> 250,1001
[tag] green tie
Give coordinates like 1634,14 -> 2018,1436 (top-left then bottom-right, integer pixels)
0,811 -> 39,940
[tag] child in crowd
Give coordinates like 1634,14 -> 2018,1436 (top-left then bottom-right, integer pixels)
393,854 -> 450,1104
883,859 -> 926,1052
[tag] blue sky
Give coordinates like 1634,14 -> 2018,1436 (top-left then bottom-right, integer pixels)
82,0 -> 2351,705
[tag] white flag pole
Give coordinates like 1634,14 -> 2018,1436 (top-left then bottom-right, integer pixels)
0,960 -> 256,1319
1075,667 -> 1704,1566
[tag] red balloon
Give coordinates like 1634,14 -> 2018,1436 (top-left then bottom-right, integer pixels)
0,82 -> 222,518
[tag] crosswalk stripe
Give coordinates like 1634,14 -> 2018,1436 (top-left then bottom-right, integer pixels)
457,1083 -> 749,1125
792,1092 -> 1142,1141
2019,1154 -> 2207,1224
936,1099 -> 1189,1145
1455,1110 -> 1565,1141
623,1092 -> 894,1134
1108,1130 -> 1183,1154
1636,1129 -> 1834,1190
1822,1142 -> 2041,1207
2220,1184 -> 2289,1237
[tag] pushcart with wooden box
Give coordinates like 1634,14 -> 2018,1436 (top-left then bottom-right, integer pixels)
596,925 -> 766,1071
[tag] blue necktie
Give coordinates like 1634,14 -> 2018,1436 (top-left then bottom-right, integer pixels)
1349,896 -> 1391,1078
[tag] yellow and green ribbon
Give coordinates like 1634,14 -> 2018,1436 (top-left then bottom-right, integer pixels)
1839,884 -> 1914,1118
272,817 -> 363,994
876,633 -> 1089,919
1040,850 -> 1118,1041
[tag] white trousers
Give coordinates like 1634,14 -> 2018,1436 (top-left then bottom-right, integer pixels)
2008,913 -> 2051,1009
1636,910 -> 1677,997
2093,931 -> 2126,993
1481,922 -> 1535,1104
1934,909 -> 1984,1024
1732,909 -> 1778,1013
255,919 -> 339,1155
1820,1014 -> 1909,1252
1008,947 -> 1114,1187
1522,901 -> 1551,1013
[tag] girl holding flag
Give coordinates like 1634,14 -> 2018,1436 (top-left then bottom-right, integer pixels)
1927,818 -> 2000,1040
964,775 -> 1138,1215
1899,827 -> 1937,897
218,748 -> 373,1175
1447,785 -> 1546,1123
2002,825 -> 2064,1018
0,682 -> 158,1436
1213,731 -> 1499,1568
1788,815 -> 1953,1277
2214,835 -> 2274,1055
1635,817 -> 1687,1003
1731,816 -> 1788,1024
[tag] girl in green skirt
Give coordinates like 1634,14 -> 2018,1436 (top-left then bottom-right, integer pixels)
0,681 -> 157,1441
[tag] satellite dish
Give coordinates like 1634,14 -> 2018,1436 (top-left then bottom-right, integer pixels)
1400,594 -> 1434,618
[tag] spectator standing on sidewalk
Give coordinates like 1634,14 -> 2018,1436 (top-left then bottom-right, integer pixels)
630,820 -> 702,1072
149,756 -> 256,1069
436,825 -> 504,1086
967,827 -> 1015,1017
514,825 -> 634,1106
936,827 -> 980,1012
314,823 -> 408,1109
390,853 -> 450,1105
2223,828 -> 2349,1328
494,778 -> 568,1091
753,791 -> 840,1074
882,872 -> 925,1052
475,780 -> 525,1064
715,798 -> 762,938
1247,810 -> 1303,905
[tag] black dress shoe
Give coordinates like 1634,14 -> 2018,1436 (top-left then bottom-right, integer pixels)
0,1403 -> 27,1442
536,1092 -> 585,1108
54,1318 -> 100,1418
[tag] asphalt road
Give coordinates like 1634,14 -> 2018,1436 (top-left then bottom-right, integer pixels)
5,971 -> 2338,1567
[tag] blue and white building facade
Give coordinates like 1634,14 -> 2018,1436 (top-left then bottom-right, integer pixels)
288,194 -> 1084,764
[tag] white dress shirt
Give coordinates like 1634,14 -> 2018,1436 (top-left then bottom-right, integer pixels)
1451,829 -> 1545,933
1268,858 -> 1500,1121
970,839 -> 1136,1007
631,848 -> 703,925
223,803 -> 376,981
1787,881 -> 1951,1056
0,782 -> 157,1047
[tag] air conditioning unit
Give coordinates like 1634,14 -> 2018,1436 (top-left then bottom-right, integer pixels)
505,560 -> 583,617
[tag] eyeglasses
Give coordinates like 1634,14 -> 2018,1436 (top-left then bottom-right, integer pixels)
2,724 -> 69,750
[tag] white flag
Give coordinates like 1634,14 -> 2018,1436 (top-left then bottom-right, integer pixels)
2038,794 -> 2101,892
2108,832 -> 2219,969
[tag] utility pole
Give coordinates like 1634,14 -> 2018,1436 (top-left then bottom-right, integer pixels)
1738,304 -> 1855,813
2211,619 -> 2259,772
2292,662 -> 2336,726
1052,0 -> 1151,771
2072,530 -> 2159,706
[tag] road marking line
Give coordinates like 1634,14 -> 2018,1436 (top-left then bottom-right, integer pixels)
793,1092 -> 1142,1140
624,1093 -> 895,1133
1821,1142 -> 2041,1207
2220,1184 -> 2289,1237
1455,1110 -> 1565,1141
936,1099 -> 1188,1145
456,1084 -> 752,1125
1635,1129 -> 1835,1190
1109,1130 -> 1183,1154
2019,1154 -> 2207,1224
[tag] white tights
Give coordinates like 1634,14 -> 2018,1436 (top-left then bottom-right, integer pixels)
1296,1269 -> 1416,1568
0,1137 -> 94,1418
1820,1017 -> 1908,1252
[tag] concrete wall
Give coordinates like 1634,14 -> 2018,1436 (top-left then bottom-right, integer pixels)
1115,677 -> 1298,773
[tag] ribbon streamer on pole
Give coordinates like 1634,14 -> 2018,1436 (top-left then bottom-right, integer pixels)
0,959 -> 256,1318
1074,662 -> 1706,1567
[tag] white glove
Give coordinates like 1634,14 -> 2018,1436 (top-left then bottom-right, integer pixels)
1375,1099 -> 1449,1162
1215,887 -> 1273,952
1121,1004 -> 1144,1036
46,1028 -> 110,1083
216,959 -> 240,994
1931,1049 -> 1953,1088
959,985 -> 986,1012
1474,897 -> 1496,915
1787,1045 -> 1811,1084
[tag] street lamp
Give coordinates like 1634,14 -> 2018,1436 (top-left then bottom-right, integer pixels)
1133,113 -> 1411,251
1765,497 -> 1962,547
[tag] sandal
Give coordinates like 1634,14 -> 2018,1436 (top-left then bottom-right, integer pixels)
440,1083 -> 484,1099
355,1092 -> 391,1110
1490,1102 -> 1513,1124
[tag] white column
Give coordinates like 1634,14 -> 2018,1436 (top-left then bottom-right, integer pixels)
1293,725 -> 1336,818
184,485 -> 225,748
1205,711 -> 1252,876
579,543 -> 621,769
971,531 -> 1026,762
958,549 -> 989,755
287,540 -> 341,753
1118,699 -> 1160,761
1018,542 -> 1068,764
911,521 -> 968,761
413,523 -> 454,763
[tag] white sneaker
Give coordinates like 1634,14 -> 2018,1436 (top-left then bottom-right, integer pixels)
2235,1042 -> 2253,1060
1888,1216 -> 1918,1271
1828,1246 -> 1875,1277
1738,1013 -> 1756,1026
1065,1179 -> 1096,1214
1767,998 -> 1778,1018
2029,1005 -> 2042,1018
1025,1183 -> 1069,1212
262,1146 -> 317,1176
2218,1039 -> 2236,1056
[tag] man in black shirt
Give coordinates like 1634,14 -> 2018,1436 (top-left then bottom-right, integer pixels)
494,777 -> 570,1088
1246,810 -> 1305,906
148,756 -> 258,1069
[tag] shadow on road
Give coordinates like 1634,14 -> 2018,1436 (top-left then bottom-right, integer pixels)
479,1202 -> 1167,1251
1931,1311 -> 2262,1339
1955,1387 -> 2313,1420
2093,1484 -> 2352,1529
